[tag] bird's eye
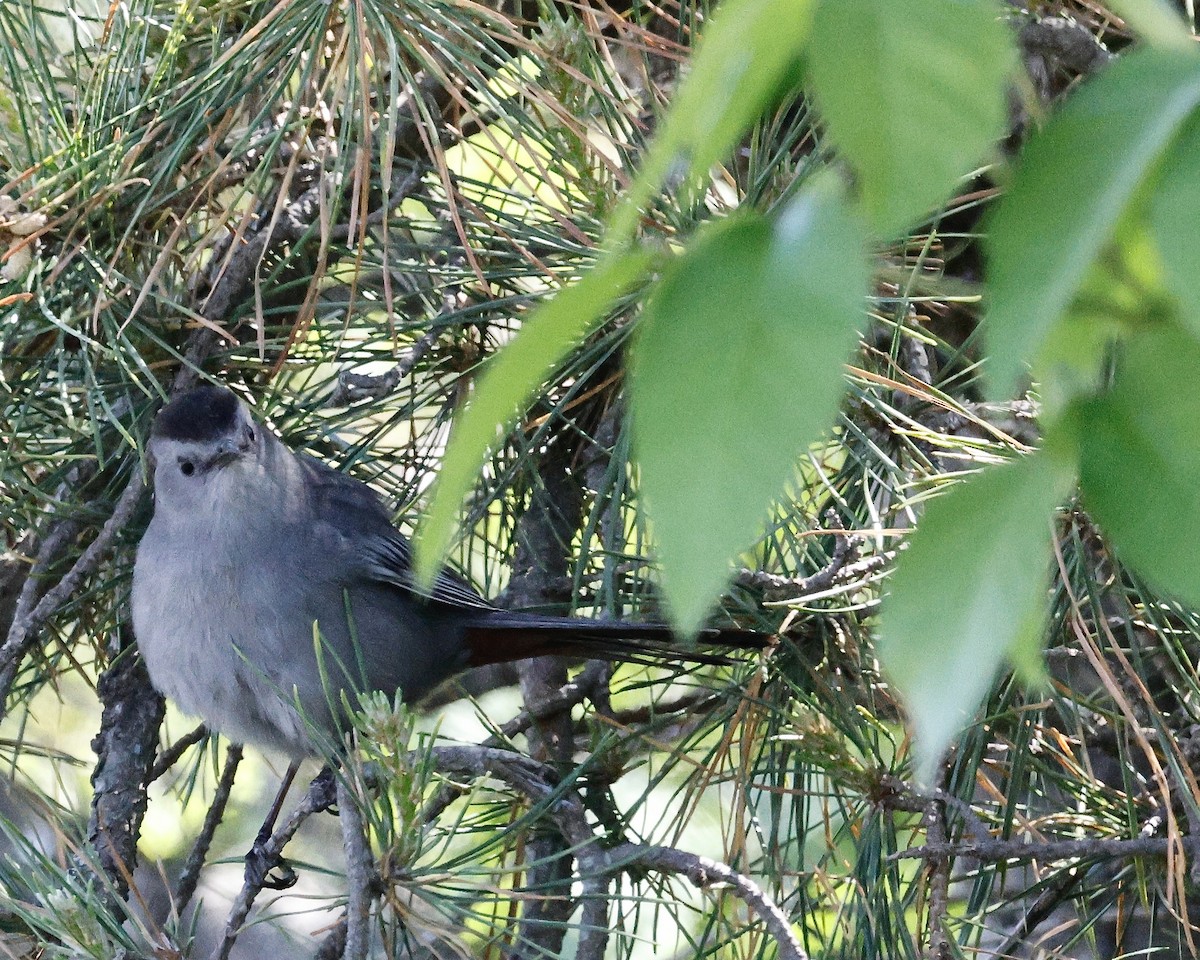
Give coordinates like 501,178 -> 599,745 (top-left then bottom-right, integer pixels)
246,426 -> 256,443
180,460 -> 195,477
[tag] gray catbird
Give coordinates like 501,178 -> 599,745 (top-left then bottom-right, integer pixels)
132,385 -> 766,760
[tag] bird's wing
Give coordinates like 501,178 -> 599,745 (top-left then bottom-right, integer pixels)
299,453 -> 495,612
358,527 -> 496,611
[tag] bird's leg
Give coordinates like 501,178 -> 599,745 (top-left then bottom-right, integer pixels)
244,759 -> 300,890
311,763 -> 338,813
243,763 -> 341,890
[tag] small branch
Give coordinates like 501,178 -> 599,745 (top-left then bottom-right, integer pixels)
148,724 -> 209,782
210,773 -> 337,960
425,745 -> 617,958
604,689 -> 721,727
173,744 -> 243,913
0,533 -> 36,647
326,327 -> 440,407
734,511 -> 864,602
605,843 -> 808,960
921,800 -> 951,960
890,833 -> 1200,865
314,921 -> 348,960
338,776 -> 376,960
993,865 -> 1086,960
419,661 -> 608,828
0,485 -> 140,716
427,747 -> 592,847
1,513 -> 85,653
875,775 -> 992,843
328,164 -> 425,241
421,747 -> 808,959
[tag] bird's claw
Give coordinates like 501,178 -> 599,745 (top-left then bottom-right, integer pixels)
311,765 -> 339,814
244,838 -> 299,890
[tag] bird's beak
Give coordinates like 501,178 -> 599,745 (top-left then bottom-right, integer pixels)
209,434 -> 252,469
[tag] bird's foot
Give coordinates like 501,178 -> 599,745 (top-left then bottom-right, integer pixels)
244,832 -> 299,890
311,765 -> 338,815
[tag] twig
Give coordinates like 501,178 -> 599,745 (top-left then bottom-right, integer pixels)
0,533 -> 35,643
148,724 -> 209,782
604,689 -> 721,726
173,744 -> 243,913
210,773 -> 337,960
605,843 -> 808,960
734,511 -> 865,602
993,865 -> 1086,960
328,164 -> 425,240
890,833 -> 1200,864
409,744 -> 809,959
427,747 -> 588,841
429,745 -> 615,959
0,487 -> 140,717
314,920 -> 348,960
338,776 -> 375,960
875,774 -> 993,844
418,661 -> 608,827
922,800 -> 951,960
326,327 -> 440,407
0,510 -> 86,653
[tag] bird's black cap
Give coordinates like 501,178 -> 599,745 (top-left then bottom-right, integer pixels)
152,385 -> 240,443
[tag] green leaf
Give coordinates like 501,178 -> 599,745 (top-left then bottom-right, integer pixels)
985,45 -> 1200,398
414,249 -> 655,585
1079,325 -> 1200,608
1148,112 -> 1200,336
1031,312 -> 1123,418
878,449 -> 1074,785
629,174 -> 867,635
806,0 -> 1015,237
1104,0 -> 1194,51
608,0 -> 814,241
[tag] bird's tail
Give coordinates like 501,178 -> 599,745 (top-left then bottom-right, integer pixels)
460,613 -> 769,668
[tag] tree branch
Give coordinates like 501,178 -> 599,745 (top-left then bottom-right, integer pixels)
605,843 -> 808,960
173,743 -> 243,913
338,776 -> 376,960
921,800 -> 952,960
210,772 -> 337,960
501,423 -> 590,954
148,724 -> 209,783
891,832 -> 1199,865
85,627 -> 166,902
734,510 -> 865,602
0,481 -> 144,716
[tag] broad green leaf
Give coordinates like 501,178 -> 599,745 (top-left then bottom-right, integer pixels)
878,449 -> 1074,785
1079,326 -> 1200,608
1032,211 -> 1173,416
629,174 -> 867,635
608,0 -> 814,241
414,249 -> 655,585
1148,112 -> 1200,335
1031,311 -> 1123,418
1105,0 -> 1194,51
807,0 -> 1015,237
986,46 -> 1200,399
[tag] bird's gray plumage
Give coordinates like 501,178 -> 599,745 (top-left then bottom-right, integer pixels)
132,386 -> 765,759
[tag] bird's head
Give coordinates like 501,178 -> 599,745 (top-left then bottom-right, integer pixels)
147,385 -> 266,511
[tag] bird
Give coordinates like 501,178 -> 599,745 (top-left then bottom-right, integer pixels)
131,384 -> 767,761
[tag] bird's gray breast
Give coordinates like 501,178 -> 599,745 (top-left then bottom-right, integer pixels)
131,509 -> 323,758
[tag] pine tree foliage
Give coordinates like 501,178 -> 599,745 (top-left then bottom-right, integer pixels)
1,2 -> 1198,959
